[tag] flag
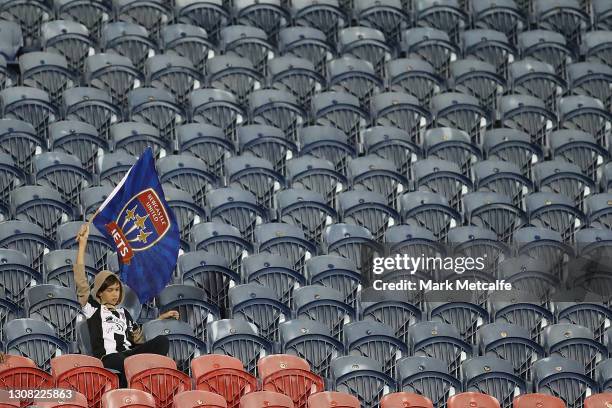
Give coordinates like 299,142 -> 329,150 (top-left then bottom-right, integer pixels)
92,147 -> 180,303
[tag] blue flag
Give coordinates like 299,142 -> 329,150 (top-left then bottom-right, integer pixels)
92,147 -> 180,303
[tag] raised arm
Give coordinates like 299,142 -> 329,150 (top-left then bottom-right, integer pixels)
74,223 -> 91,307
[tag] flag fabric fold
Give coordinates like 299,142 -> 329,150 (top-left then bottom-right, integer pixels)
92,147 -> 180,303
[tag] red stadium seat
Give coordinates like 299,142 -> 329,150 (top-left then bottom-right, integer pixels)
258,355 -> 324,408
192,355 -> 257,408
0,354 -> 53,407
585,394 -> 612,408
514,394 -> 566,408
101,389 -> 156,408
172,390 -> 228,408
448,393 -> 501,408
307,392 -> 360,408
51,354 -> 118,408
240,392 -> 294,408
125,353 -> 191,408
33,390 -> 88,407
0,390 -> 19,407
381,393 -> 434,408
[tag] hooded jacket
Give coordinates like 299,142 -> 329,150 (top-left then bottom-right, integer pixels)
74,264 -> 144,358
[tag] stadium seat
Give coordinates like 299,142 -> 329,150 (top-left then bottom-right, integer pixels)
51,354 -> 119,408
177,123 -> 235,177
461,29 -> 514,77
584,394 -> 612,408
0,87 -> 58,142
462,191 -> 526,242
517,30 -> 574,77
551,291 -> 612,344
254,223 -> 315,275
424,127 -> 481,176
337,190 -> 398,241
532,0 -> 587,46
0,219 -> 55,273
447,392 -> 501,408
111,121 -> 168,159
306,255 -> 360,308
160,24 -> 213,72
172,390 -> 228,408
550,130 -> 608,182
163,184 -> 206,249
331,355 -> 396,408
174,0 -> 230,42
567,62 -> 612,109
290,0 -> 346,41
509,59 -> 564,111
328,56 -> 382,108
237,124 -> 296,176
276,188 -> 335,246
532,356 -> 597,408
499,94 -> 556,147
559,96 -> 612,149
127,87 -> 185,142
34,390 -> 88,408
298,126 -> 355,175
526,192 -> 586,242
513,394 -> 566,408
397,356 -> 461,408
371,92 -> 430,145
191,354 -> 257,408
101,389 -> 156,408
338,27 -> 391,76
41,20 -> 93,71
0,0 -> 50,46
0,248 -> 41,309
268,55 -> 324,108
19,52 -> 75,106
462,357 -> 525,408
362,126 -> 420,176
312,91 -> 369,148
307,392 -> 360,408
33,151 -> 92,206
277,27 -> 332,76
100,22 -> 156,70
125,354 -> 191,408
225,156 -> 284,208
113,0 -> 170,36
401,27 -> 458,76
0,355 -> 53,407
482,128 -> 542,179
240,392 -> 294,408
470,0 -> 524,42
50,121 -> 108,174
207,55 -> 262,106
413,158 -> 472,210
431,92 -> 488,145
84,54 -> 142,107
219,25 -> 273,75
158,154 -> 218,207
380,393 -> 434,408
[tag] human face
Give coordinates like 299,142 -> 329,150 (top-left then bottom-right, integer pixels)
99,283 -> 121,306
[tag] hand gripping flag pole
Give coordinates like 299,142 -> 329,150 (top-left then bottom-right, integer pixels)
90,147 -> 180,303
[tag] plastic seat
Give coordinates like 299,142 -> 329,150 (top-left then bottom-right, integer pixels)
143,319 -> 207,375
397,356 -> 461,408
449,59 -> 504,111
298,126 -> 355,176
290,0 -> 346,41
517,30 -> 574,77
248,89 -> 305,144
550,130 -> 608,182
559,96 -> 612,149
207,55 -> 262,106
207,187 -> 265,242
160,24 -> 213,72
145,54 -> 201,104
26,284 -> 85,350
101,389 -> 156,408
337,190 -> 398,241
50,121 -> 107,174
237,124 -> 296,176
240,392 -> 294,408
233,0 -> 288,40
191,354 -> 257,408
125,354 -> 191,408
254,222 -> 315,275
32,390 -> 88,408
0,87 -> 57,142
533,357 -> 597,408
463,191 -> 526,242
33,151 -> 92,206
3,318 -> 68,372
509,59 -> 565,111
348,155 -> 408,208
431,92 -> 488,145
0,151 -> 24,204
127,87 -> 184,141
599,360 -> 612,391
363,126 -> 420,176
220,25 -> 273,75
43,249 -> 94,292
172,390 -> 227,408
498,255 -> 561,300
462,29 -> 514,77
229,283 -> 290,342
513,394 -> 566,408
567,62 -> 612,111
526,192 -> 586,242
306,255 -> 360,308
0,249 -> 38,310
19,52 -> 75,106
338,27 -> 391,76
534,160 -> 594,211
112,121 -> 167,159
408,321 -> 473,378
307,392 -> 359,408
191,221 -> 251,276
0,355 -> 53,407
177,123 -> 234,177
51,354 -> 119,408
328,56 -> 382,107
178,250 -> 239,312
400,191 -> 460,241
532,0 -> 587,47
462,357 -> 525,408
287,156 -> 346,208
278,27 -> 333,76
387,224 -> 444,279
242,252 -> 300,309
258,355 -> 324,408
401,28 -> 458,76
483,128 -> 543,179
0,0 -> 50,45
100,22 -> 157,70
113,0 -> 170,35
387,58 -> 442,106
98,149 -> 137,185
312,91 -> 368,148
371,92 -> 430,144
499,94 -> 557,147
381,393 -> 434,408
354,0 -> 407,46
84,54 -> 142,107
323,223 -> 383,275
414,159 -> 472,210
424,127 -> 481,176
54,0 -> 110,38
331,356 -> 396,408
415,0 -> 466,44
447,392 -> 501,408
0,219 -> 55,272
161,186 -> 202,246
345,320 -> 408,378
225,156 -> 285,208
189,88 -> 245,141
207,319 -> 273,375
470,0 -> 524,43
0,20 -> 23,64
276,188 -> 335,246
11,185 -> 75,240
174,0 -> 230,42
472,160 -> 531,208
158,154 -> 217,207
552,290 -> 612,344
586,194 -> 612,230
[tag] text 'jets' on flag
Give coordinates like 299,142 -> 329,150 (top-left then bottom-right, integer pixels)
92,147 -> 180,303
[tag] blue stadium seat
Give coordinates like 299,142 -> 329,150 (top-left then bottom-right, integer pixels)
518,30 -> 575,77
323,223 -> 383,275
207,55 -> 263,106
145,54 -> 202,104
338,27 -> 392,76
462,191 -> 527,242
111,121 -> 168,159
551,290 -> 612,344
174,0 -> 230,42
371,92 -> 430,145
526,192 -> 586,242
100,21 -> 157,70
559,95 -> 612,149
363,126 -> 420,176
84,54 -> 142,107
189,87 -> 246,139
237,124 -> 296,176
312,91 -> 369,148
387,58 -> 442,106
33,151 -> 93,206
472,159 -> 532,208
470,0 -> 525,42
191,221 -> 251,274
113,0 -> 170,35
532,0 -> 588,47
461,29 -> 514,77
0,248 -> 41,309
225,156 -> 285,208
499,94 -> 556,147
329,56 -> 382,107
54,0 -> 110,37
566,62 -> 612,110
0,151 -> 26,203
177,123 -> 235,177
232,0 -> 288,40
0,0 -> 50,46
414,158 -> 472,210
398,356 -> 461,408
127,87 -> 185,142
424,127 -> 481,176
532,356 -> 598,408
349,155 -> 408,208
0,86 -> 58,142
49,121 -> 108,174
207,186 -> 265,242
549,130 -> 608,182
401,28 -> 458,76
400,191 -> 461,241
286,156 -> 347,208
509,59 -> 565,111
331,355 -> 396,408
254,222 -> 316,275
338,190 -> 398,241
298,126 -> 356,175
243,252 -> 305,307
449,59 -> 504,112
41,20 -> 92,72
19,52 -> 75,106
461,356 -> 525,408
306,254 -> 360,308
159,24 -> 213,72
277,26 -> 333,76
290,0 -> 346,40
482,128 -> 543,179
219,25 -> 273,75
498,255 -> 560,300
0,220 -> 55,273
431,92 -> 489,145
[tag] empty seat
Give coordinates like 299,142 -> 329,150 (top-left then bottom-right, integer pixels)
207,186 -> 265,242
552,291 -> 612,344
51,354 -> 119,408
84,54 -> 142,107
0,219 -> 55,272
331,355 -> 396,408
567,62 -> 612,109
462,357 -> 525,408
363,126 -> 420,176
279,318 -> 344,379
462,191 -> 526,242
532,0 -> 587,46
312,91 -> 368,148
237,124 -> 296,176
532,356 -> 597,408
248,89 -> 306,144
425,127 -> 481,176
50,121 -> 107,174
354,0 -> 407,46
254,223 -> 315,275
447,226 -> 509,281
323,223 -> 383,275
208,55 -> 263,106
338,190 -> 398,241
158,154 -> 218,207
431,92 -> 488,144
41,20 -> 92,71
584,394 -> 612,408
127,87 -> 184,141
286,156 -> 346,208
401,27 -> 459,76
3,318 -> 68,372
462,29 -> 514,77
178,123 -> 234,177
160,24 -> 213,72
191,354 -> 257,408
57,222 -> 113,271
225,156 -> 284,209
125,354 -> 191,408
306,255 -> 360,308
400,191 -> 460,241
559,96 -> 612,149
111,121 -> 167,159
100,22 -> 156,70
526,192 -> 586,242
509,59 -> 564,111
472,160 -> 532,209
20,52 -> 75,106
550,130 -> 608,182
415,0 -> 466,44
499,94 -> 556,146
513,394 -> 566,408
290,0 -> 346,41
517,30 -> 574,77
0,20 -> 23,64
276,188 -> 335,246
397,356 -> 461,408
145,54 -> 201,104
0,0 -> 50,45
172,390 -> 228,408
298,126 -> 355,176
207,319 -> 273,375
113,0 -> 170,35
191,220 -> 251,275
348,155 -> 408,208
0,86 -> 57,141
0,355 -> 53,406
470,0 -> 524,42
98,151 -> 138,187
219,25 -> 273,75
258,354 -> 324,408
371,92 -> 430,144
498,255 -> 561,301
447,392 -> 501,408
338,26 -> 391,76
33,151 -> 92,205
534,160 -> 594,211
34,390 -> 88,408
278,27 -> 333,76
240,392 -> 294,408
174,0 -> 230,42
449,59 -> 504,113
101,389 -> 156,408
233,0 -> 288,39
307,392 -> 360,408
413,158 -> 472,210
0,248 -> 41,309
328,56 -> 382,107
380,393 -> 434,408
482,128 -> 543,179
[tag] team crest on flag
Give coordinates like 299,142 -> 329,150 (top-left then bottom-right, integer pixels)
93,148 -> 180,303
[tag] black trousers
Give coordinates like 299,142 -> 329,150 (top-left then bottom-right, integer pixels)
102,335 -> 170,387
